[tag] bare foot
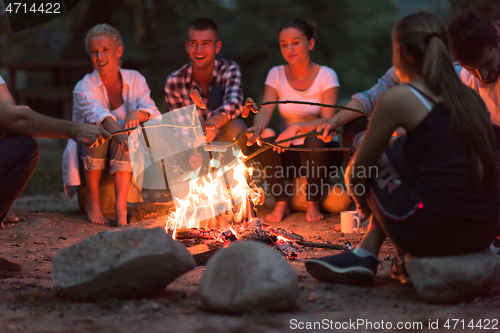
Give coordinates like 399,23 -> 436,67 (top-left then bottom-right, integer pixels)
266,201 -> 290,223
306,201 -> 324,222
115,203 -> 128,227
85,202 -> 109,224
4,211 -> 18,223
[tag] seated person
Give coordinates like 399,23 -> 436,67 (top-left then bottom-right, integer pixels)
318,62 -> 462,156
305,12 -> 500,286
0,75 -> 19,224
245,18 -> 343,223
320,66 -> 400,155
0,100 -> 108,278
447,10 -> 500,254
62,24 -> 160,226
165,18 -> 247,154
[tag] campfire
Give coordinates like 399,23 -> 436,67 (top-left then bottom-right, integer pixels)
126,96 -> 348,264
161,144 -> 305,262
165,146 -> 260,236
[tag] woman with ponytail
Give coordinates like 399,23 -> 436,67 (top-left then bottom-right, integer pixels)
306,12 -> 500,286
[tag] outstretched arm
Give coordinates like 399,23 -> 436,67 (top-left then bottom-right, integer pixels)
318,67 -> 400,140
0,102 -> 109,147
317,99 -> 364,141
274,87 -> 338,153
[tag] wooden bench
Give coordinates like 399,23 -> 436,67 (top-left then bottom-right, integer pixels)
17,86 -> 74,120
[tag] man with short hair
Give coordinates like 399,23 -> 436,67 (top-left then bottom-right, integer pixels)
447,10 -> 500,254
0,102 -> 109,278
448,10 -> 500,141
165,18 -> 246,147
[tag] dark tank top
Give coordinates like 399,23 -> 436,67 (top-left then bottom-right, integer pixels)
403,85 -> 500,218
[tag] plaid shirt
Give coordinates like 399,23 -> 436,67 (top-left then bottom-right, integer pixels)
164,59 -> 243,124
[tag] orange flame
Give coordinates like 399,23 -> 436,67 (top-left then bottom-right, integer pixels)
165,148 -> 257,238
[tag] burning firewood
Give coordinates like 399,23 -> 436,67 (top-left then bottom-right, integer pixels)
265,227 -> 305,241
174,228 -> 218,239
127,202 -> 175,224
295,240 -> 344,250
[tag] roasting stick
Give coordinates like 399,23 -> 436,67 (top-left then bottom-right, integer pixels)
109,124 -> 199,137
243,131 -> 351,163
188,89 -> 208,157
110,89 -> 358,165
108,89 -> 206,138
110,94 -> 369,138
189,89 -> 238,219
241,97 -> 371,118
295,240 -> 345,250
240,97 -> 367,160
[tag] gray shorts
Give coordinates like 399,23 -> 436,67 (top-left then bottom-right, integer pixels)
82,139 -> 132,173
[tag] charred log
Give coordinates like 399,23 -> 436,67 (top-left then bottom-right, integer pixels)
174,228 -> 218,239
127,202 -> 175,224
295,240 -> 344,250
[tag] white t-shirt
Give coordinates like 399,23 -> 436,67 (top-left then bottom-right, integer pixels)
264,65 -> 340,145
460,69 -> 500,127
0,75 -> 5,85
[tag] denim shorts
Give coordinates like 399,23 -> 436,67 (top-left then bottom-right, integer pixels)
82,139 -> 132,173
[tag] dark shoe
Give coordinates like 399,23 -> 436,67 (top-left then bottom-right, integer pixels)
305,251 -> 378,286
490,231 -> 500,255
0,257 -> 22,279
390,259 -> 411,285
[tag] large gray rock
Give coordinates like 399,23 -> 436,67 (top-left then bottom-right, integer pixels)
199,240 -> 299,314
52,227 -> 195,300
406,252 -> 500,303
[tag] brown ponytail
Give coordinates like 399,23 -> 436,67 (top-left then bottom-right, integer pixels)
395,12 -> 500,188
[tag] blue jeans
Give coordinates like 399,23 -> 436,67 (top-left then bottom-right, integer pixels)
0,135 -> 39,220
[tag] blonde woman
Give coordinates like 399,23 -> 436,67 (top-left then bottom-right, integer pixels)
63,24 -> 160,226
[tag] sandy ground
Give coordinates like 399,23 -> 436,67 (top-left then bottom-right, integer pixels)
1,193 -> 500,333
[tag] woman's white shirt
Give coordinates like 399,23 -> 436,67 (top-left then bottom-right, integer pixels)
264,65 -> 340,145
